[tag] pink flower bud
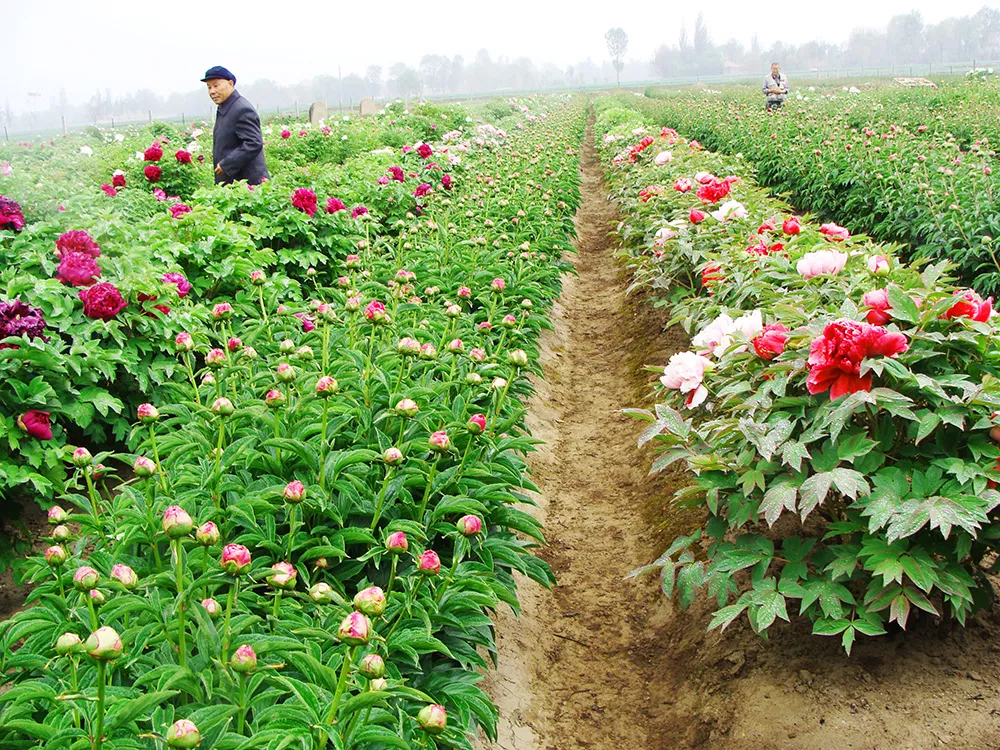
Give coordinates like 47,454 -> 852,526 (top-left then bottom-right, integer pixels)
196,521 -> 220,546
418,550 -> 441,576
467,414 -> 486,434
71,447 -> 93,467
55,632 -> 82,656
134,456 -> 157,477
267,561 -> 297,590
45,545 -> 67,567
276,362 -> 296,382
397,337 -> 421,356
457,286 -> 472,298
466,372 -> 483,385
383,447 -> 404,466
162,506 -> 194,538
211,302 -> 233,320
445,304 -> 462,317
315,376 -> 339,396
478,321 -> 493,332
491,278 -> 506,292
491,377 -> 508,390
283,480 -> 306,503
867,255 -> 890,275
469,348 -> 486,363
446,338 -> 464,353
395,399 -> 419,418
265,389 -> 285,408
111,564 -> 138,589
502,314 -> 517,329
419,343 -> 438,360
364,300 -> 387,323
85,626 -> 122,660
250,270 -> 266,285
360,653 -> 386,678
73,565 -> 99,590
52,524 -> 71,541
166,719 -> 201,749
353,586 -> 386,616
48,505 -> 69,525
429,431 -> 450,452
278,339 -> 296,354
457,515 -> 483,536
227,337 -> 243,352
508,349 -> 528,366
221,543 -> 251,575
338,611 -> 372,645
387,531 -> 408,554
201,598 -> 222,617
201,372 -> 216,386
205,348 -> 226,368
231,644 -> 257,673
308,582 -> 336,603
175,332 -> 194,352
295,345 -> 314,361
211,397 -> 235,416
137,403 -> 160,423
417,704 -> 448,735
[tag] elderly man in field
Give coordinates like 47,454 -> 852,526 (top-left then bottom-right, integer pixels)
202,66 -> 269,185
763,62 -> 789,111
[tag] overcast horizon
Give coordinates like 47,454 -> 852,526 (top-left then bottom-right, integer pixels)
2,0 -> 997,111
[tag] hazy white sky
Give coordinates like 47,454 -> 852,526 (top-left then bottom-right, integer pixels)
2,0 -> 993,106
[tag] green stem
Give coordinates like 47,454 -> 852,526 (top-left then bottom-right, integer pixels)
370,467 -> 394,531
184,353 -> 201,406
324,646 -> 356,724
415,461 -> 439,524
173,539 -> 187,668
213,419 -> 226,509
55,569 -> 66,601
319,399 -> 330,490
82,472 -> 106,548
84,592 -> 99,631
274,410 -> 282,465
237,672 -> 248,735
69,658 -> 81,729
287,504 -> 297,560
222,577 -> 240,658
492,368 -> 518,433
322,319 -> 331,373
149,426 -> 168,493
384,577 -> 423,643
272,590 -> 282,625
437,539 -> 465,603
385,556 -> 399,599
93,660 -> 107,750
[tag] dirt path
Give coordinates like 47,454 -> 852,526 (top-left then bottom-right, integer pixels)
481,109 -> 1000,750
480,112 -> 683,750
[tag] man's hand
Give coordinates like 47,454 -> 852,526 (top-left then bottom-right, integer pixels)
215,164 -> 224,176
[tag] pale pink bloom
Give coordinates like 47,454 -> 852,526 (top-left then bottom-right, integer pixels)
797,250 -> 849,279
692,311 -> 763,357
660,352 -> 713,408
710,200 -> 748,222
654,151 -> 673,166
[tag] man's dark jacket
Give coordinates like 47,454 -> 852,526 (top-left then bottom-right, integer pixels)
212,90 -> 268,185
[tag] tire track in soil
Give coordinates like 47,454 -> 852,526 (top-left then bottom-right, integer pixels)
478,111 -> 684,750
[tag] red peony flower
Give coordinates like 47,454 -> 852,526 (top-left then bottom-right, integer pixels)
79,282 -> 127,320
414,182 -> 432,198
175,150 -> 192,164
806,319 -> 909,399
695,177 -> 733,204
942,289 -> 992,322
752,323 -> 790,359
782,217 -> 801,235
417,142 -> 433,159
101,184 -> 117,197
56,230 -> 101,258
326,196 -> 346,213
144,165 -> 162,183
112,173 -> 126,188
18,410 -> 52,440
689,208 -> 707,223
56,252 -> 101,286
291,188 -> 318,217
144,143 -> 163,162
701,263 -> 723,292
862,289 -> 891,325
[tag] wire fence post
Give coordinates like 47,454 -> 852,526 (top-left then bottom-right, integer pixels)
148,110 -> 152,123
295,100 -> 299,119
62,116 -> 67,135
3,127 -> 7,144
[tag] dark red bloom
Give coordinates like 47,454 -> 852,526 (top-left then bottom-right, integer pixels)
0,299 -> 48,349
806,319 -> 909,399
101,184 -> 118,197
441,174 -> 453,190
79,282 -> 127,320
0,195 -> 25,232
416,143 -> 433,159
144,142 -> 163,162
18,410 -> 52,440
175,150 -> 193,164
752,324 -> 789,359
56,252 -> 101,286
144,165 -> 162,183
326,197 -> 347,213
112,173 -> 126,188
414,182 -> 432,198
388,166 -> 405,183
56,230 -> 100,258
351,205 -> 368,219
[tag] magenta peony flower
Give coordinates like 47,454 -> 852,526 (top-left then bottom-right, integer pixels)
386,531 -> 408,554
281,129 -> 291,139
351,205 -> 368,219
414,182 -> 432,198
56,230 -> 101,258
388,165 -> 405,182
170,203 -> 192,219
144,142 -> 163,161
175,150 -> 192,164
416,142 -> 433,159
0,298 -> 48,349
56,252 -> 101,286
112,173 -> 126,188
291,188 -> 318,217
467,413 -> 486,434
363,300 -> 386,322
441,173 -> 453,190
162,273 -> 191,297
0,195 -> 26,231
79,283 -> 127,320
101,184 -> 117,197
144,164 -> 162,183
326,196 -> 347,213
457,514 -> 483,536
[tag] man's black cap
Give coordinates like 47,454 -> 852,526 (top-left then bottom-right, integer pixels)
201,66 -> 236,84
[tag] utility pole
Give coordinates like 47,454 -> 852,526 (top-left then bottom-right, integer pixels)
339,65 -> 344,114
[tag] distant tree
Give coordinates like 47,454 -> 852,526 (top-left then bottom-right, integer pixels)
450,55 -> 465,92
605,27 -> 628,87
365,65 -> 382,98
388,63 -> 422,99
650,45 -> 675,79
887,12 -> 925,64
693,13 -> 711,55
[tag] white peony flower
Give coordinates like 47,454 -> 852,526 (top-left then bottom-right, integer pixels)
114,133 -> 125,143
711,200 -> 748,222
80,146 -> 93,156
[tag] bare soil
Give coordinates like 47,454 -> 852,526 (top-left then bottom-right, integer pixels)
479,113 -> 1000,750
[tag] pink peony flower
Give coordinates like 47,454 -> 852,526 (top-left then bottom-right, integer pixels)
660,352 -> 712,408
752,323 -> 790,359
169,203 -> 192,219
326,197 -> 346,213
862,289 -> 892,325
796,250 -> 848,279
221,543 -> 251,575
281,129 -> 291,139
56,252 -> 101,286
673,178 -> 693,193
56,230 -> 100,258
942,289 -> 993,322
351,205 -> 368,219
387,531 -> 409,553
337,611 -> 372,644
101,184 -> 117,197
162,272 -> 191,297
819,222 -> 850,242
291,188 -> 318,217
868,255 -> 890,274
418,550 -> 441,575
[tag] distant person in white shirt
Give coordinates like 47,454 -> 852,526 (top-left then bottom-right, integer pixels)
763,62 -> 789,111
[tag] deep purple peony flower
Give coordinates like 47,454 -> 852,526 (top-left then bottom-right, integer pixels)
56,230 -> 101,258
0,196 -> 26,232
0,299 -> 48,349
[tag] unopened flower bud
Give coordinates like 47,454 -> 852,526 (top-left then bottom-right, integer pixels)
211,302 -> 233,320
383,447 -> 404,466
227,337 -> 242,352
250,270 -> 266,285
55,632 -> 82,656
266,561 -> 297,590
508,349 -> 528,366
395,399 -> 419,418
73,565 -> 99,591
353,586 -> 386,617
418,550 -> 441,576
467,414 -> 486,434
265,389 -> 285,408
428,431 -> 450,452
360,653 -> 385,678
283,480 -> 305,503
45,545 -> 67,567
166,719 -> 201,749
205,348 -> 226,368
466,372 -> 483,385
85,626 -> 122,660
196,521 -> 220,546
276,363 -> 296,382
48,505 -> 69,525
315,376 -> 338,396
417,704 -> 448,735
279,339 -> 295,354
231,644 -> 257,673
137,403 -> 160,423
337,611 -> 371,645
134,456 -> 157,477
111,564 -> 138,589
446,338 -> 463,353
201,598 -> 222,618
163,506 -> 194,538
175,332 -> 195,352
371,677 -> 388,691
386,531 -> 408,554
71,447 -> 93,467
308,582 -> 336,603
295,345 -> 314,361
52,524 -> 71,542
